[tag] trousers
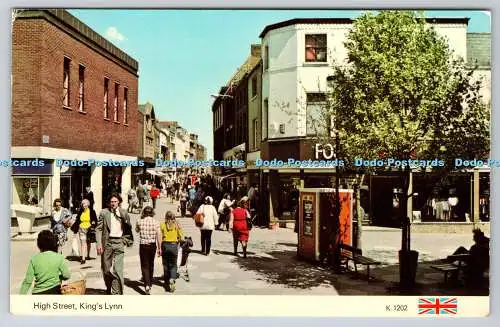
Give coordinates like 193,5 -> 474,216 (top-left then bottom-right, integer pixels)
101,238 -> 125,295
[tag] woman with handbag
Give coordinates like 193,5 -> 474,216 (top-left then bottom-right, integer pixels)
50,198 -> 72,254
70,199 -> 97,264
229,197 -> 252,258
160,211 -> 184,292
196,196 -> 219,255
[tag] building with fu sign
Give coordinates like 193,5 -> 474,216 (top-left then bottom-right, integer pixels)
255,17 -> 490,231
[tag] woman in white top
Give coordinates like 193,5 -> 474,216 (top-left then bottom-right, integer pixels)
217,193 -> 234,231
196,196 -> 219,255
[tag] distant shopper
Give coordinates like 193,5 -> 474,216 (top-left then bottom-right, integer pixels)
196,196 -> 219,255
217,193 -> 234,231
136,183 -> 145,208
150,185 -> 161,209
71,199 -> 98,264
20,230 -> 71,294
50,198 -> 72,254
229,197 -> 251,258
83,186 -> 95,209
160,211 -> 183,292
136,206 -> 161,295
179,188 -> 188,217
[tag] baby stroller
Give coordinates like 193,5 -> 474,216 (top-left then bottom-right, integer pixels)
127,189 -> 141,214
177,236 -> 194,282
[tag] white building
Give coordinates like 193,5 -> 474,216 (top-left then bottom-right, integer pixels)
260,18 -> 472,141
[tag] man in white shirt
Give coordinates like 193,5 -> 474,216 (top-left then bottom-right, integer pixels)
96,193 -> 134,295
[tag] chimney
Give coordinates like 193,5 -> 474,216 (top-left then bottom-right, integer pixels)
251,44 -> 261,57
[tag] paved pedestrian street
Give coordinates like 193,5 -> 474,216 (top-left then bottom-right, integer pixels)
10,197 -> 488,296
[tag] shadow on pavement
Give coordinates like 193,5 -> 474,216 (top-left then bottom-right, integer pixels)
232,248 -> 490,296
233,249 -> 337,289
124,278 -> 146,295
85,288 -> 107,295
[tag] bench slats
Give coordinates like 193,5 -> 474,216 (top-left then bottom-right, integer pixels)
431,264 -> 459,272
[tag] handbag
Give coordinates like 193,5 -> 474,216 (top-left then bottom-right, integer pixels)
246,217 -> 253,230
194,212 -> 204,227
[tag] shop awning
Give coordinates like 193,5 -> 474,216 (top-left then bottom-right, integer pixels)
146,169 -> 166,177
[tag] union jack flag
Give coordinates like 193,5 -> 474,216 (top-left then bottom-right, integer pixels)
418,297 -> 458,315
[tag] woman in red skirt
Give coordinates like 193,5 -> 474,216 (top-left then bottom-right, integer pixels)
229,197 -> 251,258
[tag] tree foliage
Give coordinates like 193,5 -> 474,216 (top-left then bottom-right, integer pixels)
328,11 -> 490,166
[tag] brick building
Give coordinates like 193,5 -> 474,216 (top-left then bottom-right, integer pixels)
11,9 -> 139,215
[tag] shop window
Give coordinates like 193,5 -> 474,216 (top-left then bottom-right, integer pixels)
305,34 -> 327,62
12,177 -> 52,217
63,57 -> 71,107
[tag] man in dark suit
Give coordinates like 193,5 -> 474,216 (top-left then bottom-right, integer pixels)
96,193 -> 134,295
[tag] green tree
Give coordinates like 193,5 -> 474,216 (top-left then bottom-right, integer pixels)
327,11 -> 490,289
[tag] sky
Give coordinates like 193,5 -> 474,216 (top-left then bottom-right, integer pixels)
68,9 -> 491,159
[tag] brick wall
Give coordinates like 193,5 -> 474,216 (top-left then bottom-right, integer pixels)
12,18 -> 139,157
12,19 -> 43,147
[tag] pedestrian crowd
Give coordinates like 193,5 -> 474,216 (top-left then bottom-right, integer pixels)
19,173 -> 258,295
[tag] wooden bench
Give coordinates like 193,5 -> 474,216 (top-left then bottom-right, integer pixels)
339,244 -> 381,280
430,263 -> 459,284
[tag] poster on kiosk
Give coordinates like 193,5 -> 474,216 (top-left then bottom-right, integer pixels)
297,188 -> 354,262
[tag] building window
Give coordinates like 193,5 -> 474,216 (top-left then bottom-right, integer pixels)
63,57 -> 71,107
305,34 -> 327,62
114,83 -> 119,122
306,93 -> 327,135
263,98 -> 268,139
264,45 -> 269,70
252,118 -> 259,151
251,76 -> 258,97
78,65 -> 85,112
104,77 -> 109,119
123,87 -> 128,124
146,137 -> 153,145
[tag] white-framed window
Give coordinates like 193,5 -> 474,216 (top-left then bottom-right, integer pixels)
63,57 -> 71,107
78,65 -> 85,112
104,77 -> 109,119
305,34 -> 327,62
113,82 -> 119,122
123,87 -> 128,124
306,93 -> 327,135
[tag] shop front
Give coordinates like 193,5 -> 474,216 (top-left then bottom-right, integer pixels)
11,160 -> 53,233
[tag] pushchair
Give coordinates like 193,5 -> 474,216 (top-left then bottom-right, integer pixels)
177,236 -> 194,282
127,189 -> 141,214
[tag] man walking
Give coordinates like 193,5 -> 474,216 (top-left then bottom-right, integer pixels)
96,193 -> 134,295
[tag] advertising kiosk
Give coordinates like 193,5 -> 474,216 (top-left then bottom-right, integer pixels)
297,188 -> 354,262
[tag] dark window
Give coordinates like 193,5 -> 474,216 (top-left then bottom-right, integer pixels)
251,76 -> 258,97
305,34 -> 327,62
264,45 -> 269,70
